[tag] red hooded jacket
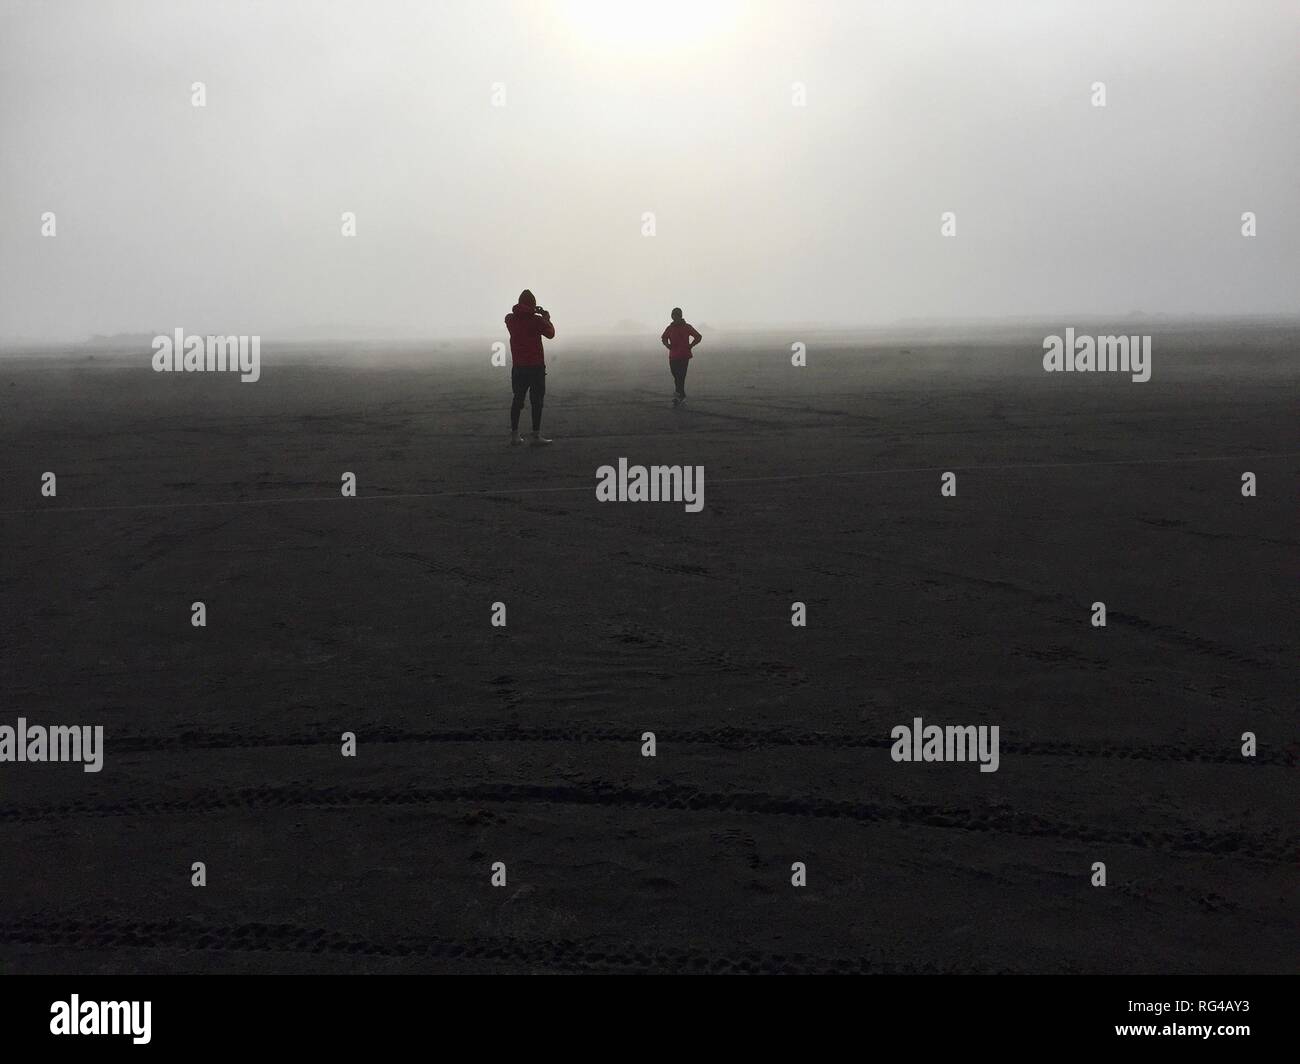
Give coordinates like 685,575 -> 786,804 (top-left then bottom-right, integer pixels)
505,304 -> 555,367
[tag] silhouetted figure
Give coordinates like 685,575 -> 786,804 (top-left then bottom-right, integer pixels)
661,307 -> 701,404
505,289 -> 555,445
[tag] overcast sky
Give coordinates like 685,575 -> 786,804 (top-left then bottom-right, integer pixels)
1,0 -> 1296,341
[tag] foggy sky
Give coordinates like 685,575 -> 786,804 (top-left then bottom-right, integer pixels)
1,0 -> 1297,342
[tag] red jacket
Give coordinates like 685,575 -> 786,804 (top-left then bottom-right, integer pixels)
662,320 -> 701,360
505,304 -> 555,366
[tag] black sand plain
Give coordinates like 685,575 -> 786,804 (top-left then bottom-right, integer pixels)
1,322 -> 1295,974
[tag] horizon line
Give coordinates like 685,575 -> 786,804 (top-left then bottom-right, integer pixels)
5,312 -> 1300,350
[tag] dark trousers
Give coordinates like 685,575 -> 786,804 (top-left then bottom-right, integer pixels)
510,365 -> 546,432
669,358 -> 689,396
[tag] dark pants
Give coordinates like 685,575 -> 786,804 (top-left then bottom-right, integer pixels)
670,358 -> 689,397
510,365 -> 546,432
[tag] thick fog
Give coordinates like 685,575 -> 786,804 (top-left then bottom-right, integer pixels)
1,0 -> 1296,343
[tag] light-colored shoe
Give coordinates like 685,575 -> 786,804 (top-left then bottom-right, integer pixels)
529,433 -> 553,446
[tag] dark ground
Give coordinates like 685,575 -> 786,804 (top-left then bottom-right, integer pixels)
1,324 -> 1296,973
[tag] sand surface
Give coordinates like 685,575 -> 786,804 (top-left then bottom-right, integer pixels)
1,325 -> 1295,973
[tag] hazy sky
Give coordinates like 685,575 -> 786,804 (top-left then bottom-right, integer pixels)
1,0 -> 1297,341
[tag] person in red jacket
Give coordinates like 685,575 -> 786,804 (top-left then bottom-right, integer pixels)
504,289 -> 555,445
661,307 -> 701,404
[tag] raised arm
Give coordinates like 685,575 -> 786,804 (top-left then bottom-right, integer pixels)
688,325 -> 702,347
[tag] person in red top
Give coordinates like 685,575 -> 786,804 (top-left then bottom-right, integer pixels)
661,308 -> 702,405
504,289 -> 555,445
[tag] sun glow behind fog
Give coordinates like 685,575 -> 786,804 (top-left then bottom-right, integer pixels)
2,0 -> 1297,341
558,0 -> 744,54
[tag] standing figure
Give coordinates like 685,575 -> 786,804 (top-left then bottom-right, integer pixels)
661,307 -> 701,405
505,289 -> 555,445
